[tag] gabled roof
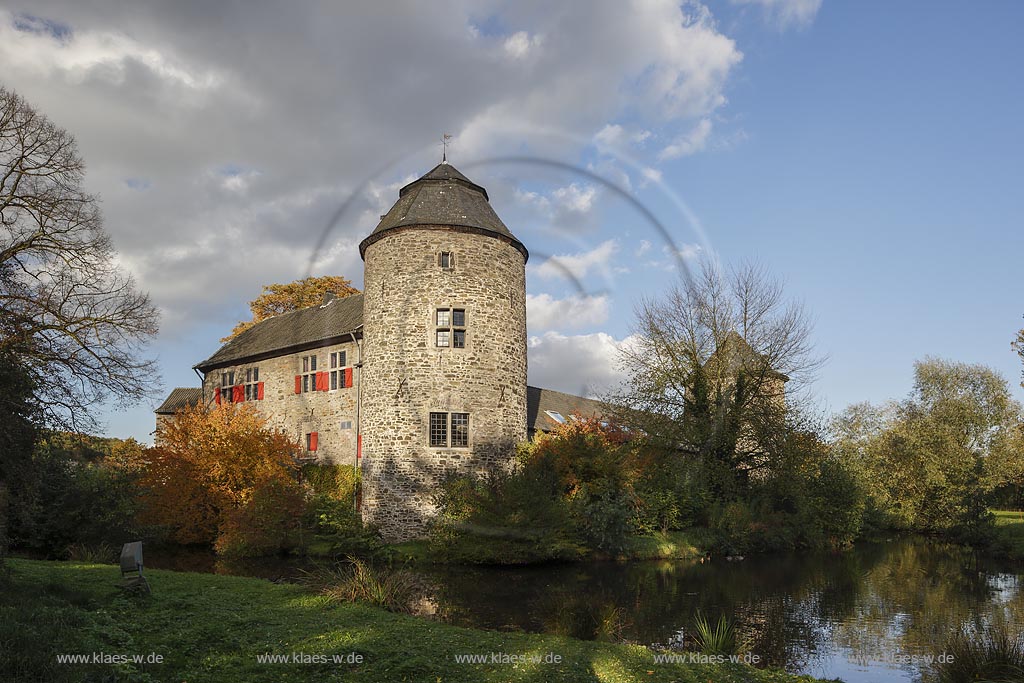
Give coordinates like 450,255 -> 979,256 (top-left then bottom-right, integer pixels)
527,385 -> 611,433
195,293 -> 364,372
155,387 -> 203,415
359,162 -> 528,261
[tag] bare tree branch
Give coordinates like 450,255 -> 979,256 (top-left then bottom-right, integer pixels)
0,85 -> 160,432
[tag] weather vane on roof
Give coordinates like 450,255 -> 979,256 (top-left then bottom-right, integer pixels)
442,133 -> 452,163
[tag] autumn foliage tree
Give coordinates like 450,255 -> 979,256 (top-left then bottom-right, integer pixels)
223,275 -> 360,341
137,403 -> 304,556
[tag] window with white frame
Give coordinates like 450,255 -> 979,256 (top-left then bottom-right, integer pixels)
435,308 -> 466,348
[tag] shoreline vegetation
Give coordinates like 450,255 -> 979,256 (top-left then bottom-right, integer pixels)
2,558 -> 828,683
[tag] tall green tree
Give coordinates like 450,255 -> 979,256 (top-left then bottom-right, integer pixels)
833,358 -> 1023,535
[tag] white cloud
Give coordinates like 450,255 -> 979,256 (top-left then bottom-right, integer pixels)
659,118 -> 713,160
534,239 -> 619,281
526,293 -> 609,331
731,0 -> 822,29
528,331 -> 640,397
503,31 -> 543,60
551,183 -> 597,213
635,240 -> 652,257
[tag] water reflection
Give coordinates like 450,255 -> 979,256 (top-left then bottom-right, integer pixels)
146,539 -> 1023,683
412,540 -> 1023,682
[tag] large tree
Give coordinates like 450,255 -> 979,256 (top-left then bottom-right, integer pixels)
616,260 -> 822,490
0,85 -> 159,431
832,358 -> 1023,533
223,275 -> 360,341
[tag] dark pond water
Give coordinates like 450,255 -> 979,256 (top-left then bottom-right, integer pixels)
147,539 -> 1024,683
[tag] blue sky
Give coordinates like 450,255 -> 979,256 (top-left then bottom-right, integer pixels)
1,1 -> 1021,441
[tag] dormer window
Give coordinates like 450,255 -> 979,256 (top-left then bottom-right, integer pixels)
439,252 -> 454,269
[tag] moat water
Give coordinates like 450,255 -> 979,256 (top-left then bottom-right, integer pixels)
147,538 -> 1024,683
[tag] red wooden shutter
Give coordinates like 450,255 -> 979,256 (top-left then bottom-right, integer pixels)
309,431 -> 318,452
257,382 -> 264,400
344,367 -> 353,388
317,371 -> 328,392
233,385 -> 244,403
294,375 -> 301,394
214,387 -> 221,405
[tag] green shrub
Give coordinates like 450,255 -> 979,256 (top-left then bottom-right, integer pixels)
429,469 -> 586,564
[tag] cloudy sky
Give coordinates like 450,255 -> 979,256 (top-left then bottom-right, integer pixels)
2,1 -> 1022,442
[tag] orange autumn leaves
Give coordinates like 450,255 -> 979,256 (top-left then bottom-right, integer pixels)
138,403 -> 304,554
222,275 -> 360,341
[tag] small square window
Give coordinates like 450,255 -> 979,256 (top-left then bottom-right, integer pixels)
439,252 -> 453,269
437,309 -> 451,327
330,352 -> 337,369
453,309 -> 465,327
436,330 -> 450,347
453,329 -> 465,348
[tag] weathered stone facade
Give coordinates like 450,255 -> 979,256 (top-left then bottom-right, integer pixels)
162,162 -> 539,541
360,227 -> 528,540
198,340 -> 361,465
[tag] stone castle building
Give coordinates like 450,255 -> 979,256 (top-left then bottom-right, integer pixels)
156,162 -> 606,540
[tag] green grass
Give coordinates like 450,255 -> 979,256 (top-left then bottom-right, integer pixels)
1,558 -> 827,683
991,510 -> 1024,561
614,531 -> 709,561
386,531 -> 709,565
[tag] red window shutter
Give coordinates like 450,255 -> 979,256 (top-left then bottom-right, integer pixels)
257,382 -> 264,400
317,371 -> 328,392
233,385 -> 244,403
214,387 -> 221,405
294,375 -> 301,394
310,431 -> 318,452
344,367 -> 353,388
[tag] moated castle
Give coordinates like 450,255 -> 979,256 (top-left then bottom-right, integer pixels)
155,162 -> 606,540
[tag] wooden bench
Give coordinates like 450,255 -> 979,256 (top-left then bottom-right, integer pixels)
119,541 -> 151,593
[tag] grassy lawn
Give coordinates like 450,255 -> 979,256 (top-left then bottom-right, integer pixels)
992,510 -> 1024,561
1,558 -> 828,683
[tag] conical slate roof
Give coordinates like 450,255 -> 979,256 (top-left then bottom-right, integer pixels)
359,162 -> 528,261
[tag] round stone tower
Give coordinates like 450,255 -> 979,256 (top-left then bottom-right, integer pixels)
358,162 -> 528,540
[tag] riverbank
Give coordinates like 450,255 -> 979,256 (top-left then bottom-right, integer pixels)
387,530 -> 709,565
993,509 -> 1024,561
3,558 -> 827,683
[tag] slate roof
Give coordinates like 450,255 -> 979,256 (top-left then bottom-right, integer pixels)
359,162 -> 528,261
155,387 -> 203,415
527,385 -> 612,434
194,293 -> 364,372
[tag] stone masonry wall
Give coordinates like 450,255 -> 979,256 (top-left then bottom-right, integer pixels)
199,339 -> 361,466
360,227 -> 528,540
